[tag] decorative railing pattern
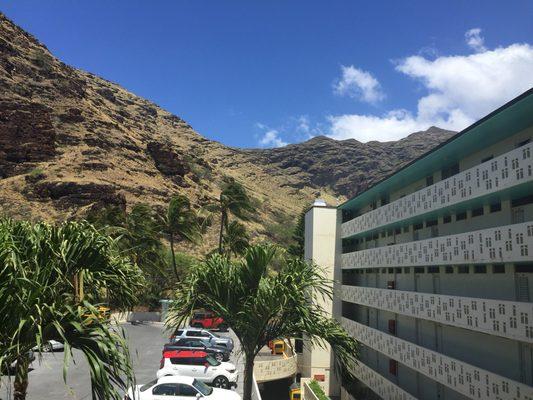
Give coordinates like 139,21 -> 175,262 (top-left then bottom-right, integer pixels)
342,143 -> 533,238
254,354 -> 297,383
342,285 -> 533,343
348,359 -> 417,400
342,318 -> 533,400
342,221 -> 533,268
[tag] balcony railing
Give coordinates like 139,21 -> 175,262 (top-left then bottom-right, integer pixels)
254,348 -> 297,383
342,285 -> 533,343
346,359 -> 417,400
342,221 -> 533,268
342,318 -> 533,400
342,143 -> 533,238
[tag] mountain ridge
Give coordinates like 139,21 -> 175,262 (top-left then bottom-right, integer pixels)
0,12 -> 455,252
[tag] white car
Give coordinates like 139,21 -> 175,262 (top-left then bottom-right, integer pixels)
125,376 -> 241,400
157,350 -> 238,389
33,340 -> 64,352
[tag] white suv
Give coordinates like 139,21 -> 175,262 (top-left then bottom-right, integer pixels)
157,350 -> 238,389
125,375 -> 241,400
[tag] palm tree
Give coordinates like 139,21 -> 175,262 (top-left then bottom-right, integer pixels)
159,195 -> 203,280
0,218 -> 144,400
166,244 -> 359,400
222,220 -> 250,259
215,180 -> 254,254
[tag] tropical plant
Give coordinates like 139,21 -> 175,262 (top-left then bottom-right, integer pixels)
288,208 -> 306,258
167,244 -> 358,400
0,218 -> 144,400
158,195 -> 204,280
222,220 -> 250,259
214,180 -> 254,254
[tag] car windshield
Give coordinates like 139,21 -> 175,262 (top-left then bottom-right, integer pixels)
205,355 -> 220,366
140,379 -> 158,392
192,379 -> 213,396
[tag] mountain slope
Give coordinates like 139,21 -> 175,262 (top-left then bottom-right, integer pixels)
0,13 -> 455,253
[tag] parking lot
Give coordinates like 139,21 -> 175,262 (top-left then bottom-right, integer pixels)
1,323 -> 244,400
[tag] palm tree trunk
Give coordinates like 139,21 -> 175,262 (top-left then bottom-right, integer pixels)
13,354 -> 29,400
242,353 -> 255,400
218,210 -> 226,254
169,233 -> 179,280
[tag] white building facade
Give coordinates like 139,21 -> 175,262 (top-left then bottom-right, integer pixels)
303,89 -> 533,400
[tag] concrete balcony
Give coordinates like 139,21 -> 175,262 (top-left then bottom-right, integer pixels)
342,142 -> 533,239
342,221 -> 533,269
254,345 -> 297,383
344,359 -> 417,400
341,317 -> 533,400
342,285 -> 533,343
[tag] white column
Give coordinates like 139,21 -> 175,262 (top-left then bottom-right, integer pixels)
302,201 -> 340,397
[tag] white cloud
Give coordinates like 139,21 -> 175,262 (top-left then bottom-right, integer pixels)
333,65 -> 385,104
328,38 -> 533,142
465,28 -> 487,52
258,129 -> 288,148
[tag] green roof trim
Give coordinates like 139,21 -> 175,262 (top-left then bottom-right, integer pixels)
339,88 -> 533,212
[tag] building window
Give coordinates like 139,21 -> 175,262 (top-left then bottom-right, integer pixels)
456,212 -> 467,221
511,195 -> 533,208
394,227 -> 401,235
342,209 -> 355,223
445,266 -> 454,274
490,202 -> 502,213
426,175 -> 434,186
515,264 -> 533,273
380,195 -> 389,206
404,267 -> 410,274
474,265 -> 487,273
395,268 -> 402,274
493,264 -> 505,274
388,268 -> 394,274
428,266 -> 440,273
426,219 -> 438,227
403,226 -> 410,233
414,222 -> 423,231
458,266 -> 470,273
442,163 -> 459,179
381,268 -> 387,274
443,215 -> 452,224
414,267 -> 424,274
472,207 -> 484,217
481,155 -> 494,163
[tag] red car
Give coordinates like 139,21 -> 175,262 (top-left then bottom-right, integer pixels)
190,310 -> 227,331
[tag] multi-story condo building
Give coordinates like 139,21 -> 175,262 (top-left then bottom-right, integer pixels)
302,88 -> 533,400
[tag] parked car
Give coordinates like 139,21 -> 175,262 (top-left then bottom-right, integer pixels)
33,340 -> 64,352
157,350 -> 238,389
170,328 -> 234,351
164,337 -> 231,362
125,375 -> 241,400
190,310 -> 227,331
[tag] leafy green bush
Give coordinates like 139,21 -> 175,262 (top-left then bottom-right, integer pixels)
308,380 -> 330,400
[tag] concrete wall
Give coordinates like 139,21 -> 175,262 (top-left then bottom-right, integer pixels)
302,205 -> 340,397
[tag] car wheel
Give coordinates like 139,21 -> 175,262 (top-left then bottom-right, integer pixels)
43,342 -> 52,352
215,352 -> 224,362
212,376 -> 229,389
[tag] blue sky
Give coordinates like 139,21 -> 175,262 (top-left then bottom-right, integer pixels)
2,1 -> 533,147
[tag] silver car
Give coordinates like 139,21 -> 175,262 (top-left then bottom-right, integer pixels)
170,328 -> 234,351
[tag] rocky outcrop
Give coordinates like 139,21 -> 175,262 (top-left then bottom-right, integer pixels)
146,142 -> 191,178
0,101 -> 56,178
